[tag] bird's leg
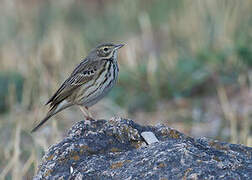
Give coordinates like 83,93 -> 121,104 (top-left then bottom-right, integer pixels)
85,106 -> 94,119
79,106 -> 94,120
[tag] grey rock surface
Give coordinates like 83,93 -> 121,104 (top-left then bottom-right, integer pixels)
34,117 -> 252,180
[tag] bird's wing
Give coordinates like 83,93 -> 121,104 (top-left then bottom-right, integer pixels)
46,59 -> 104,107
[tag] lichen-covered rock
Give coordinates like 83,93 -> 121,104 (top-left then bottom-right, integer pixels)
34,117 -> 252,180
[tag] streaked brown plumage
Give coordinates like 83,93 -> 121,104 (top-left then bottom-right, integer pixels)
31,43 -> 124,132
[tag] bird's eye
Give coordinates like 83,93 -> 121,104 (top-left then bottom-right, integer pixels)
103,47 -> 109,52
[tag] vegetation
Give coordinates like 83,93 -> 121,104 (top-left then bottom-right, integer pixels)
0,0 -> 251,179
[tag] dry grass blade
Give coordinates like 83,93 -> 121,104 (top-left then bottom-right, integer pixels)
0,123 -> 21,180
217,85 -> 238,144
21,150 -> 36,177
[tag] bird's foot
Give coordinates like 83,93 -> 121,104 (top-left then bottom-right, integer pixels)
85,116 -> 95,121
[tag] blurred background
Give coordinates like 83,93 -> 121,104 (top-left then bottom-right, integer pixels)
0,0 -> 251,179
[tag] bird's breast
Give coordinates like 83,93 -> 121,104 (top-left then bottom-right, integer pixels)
76,61 -> 118,107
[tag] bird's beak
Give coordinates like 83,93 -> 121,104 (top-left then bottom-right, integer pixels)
114,44 -> 125,50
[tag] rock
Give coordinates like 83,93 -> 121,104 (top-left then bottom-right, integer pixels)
34,117 -> 252,180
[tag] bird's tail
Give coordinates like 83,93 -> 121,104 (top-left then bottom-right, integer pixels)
31,101 -> 73,133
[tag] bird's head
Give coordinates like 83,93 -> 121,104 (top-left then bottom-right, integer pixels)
89,43 -> 124,62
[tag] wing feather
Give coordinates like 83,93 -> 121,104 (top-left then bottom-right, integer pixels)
46,59 -> 104,107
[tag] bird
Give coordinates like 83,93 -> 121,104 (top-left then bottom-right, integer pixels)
31,43 -> 124,132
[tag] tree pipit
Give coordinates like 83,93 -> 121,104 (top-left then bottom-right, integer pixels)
31,43 -> 124,132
